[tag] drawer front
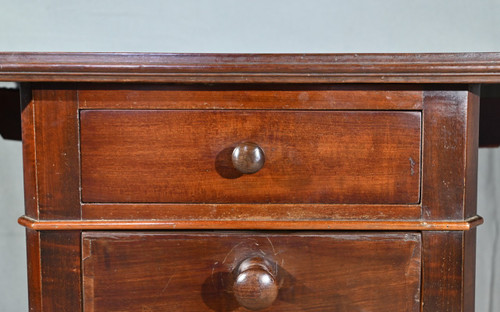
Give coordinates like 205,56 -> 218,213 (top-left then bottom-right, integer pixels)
82,232 -> 421,312
80,110 -> 421,204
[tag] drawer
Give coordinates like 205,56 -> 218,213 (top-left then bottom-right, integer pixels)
80,110 -> 421,204
82,231 -> 422,311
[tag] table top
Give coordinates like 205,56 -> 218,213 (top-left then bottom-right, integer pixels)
1,52 -> 500,83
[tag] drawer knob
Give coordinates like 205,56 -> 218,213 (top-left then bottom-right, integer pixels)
231,142 -> 265,174
233,257 -> 278,310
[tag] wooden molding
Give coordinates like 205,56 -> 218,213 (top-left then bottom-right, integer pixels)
2,52 -> 500,83
18,215 -> 483,231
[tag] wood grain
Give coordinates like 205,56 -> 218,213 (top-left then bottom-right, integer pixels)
421,89 -> 479,220
465,85 -> 480,219
232,256 -> 279,310
25,229 -> 42,312
81,110 -> 421,204
39,231 -> 82,312
82,231 -> 421,312
464,229 -> 477,312
18,215 -> 483,231
421,231 -> 477,312
33,86 -> 81,219
20,84 -> 38,219
78,84 -> 423,110
25,230 -> 82,312
10,57 -> 485,312
81,203 -> 422,221
1,52 -> 500,83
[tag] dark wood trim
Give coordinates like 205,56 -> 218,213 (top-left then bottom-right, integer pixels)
18,215 -> 483,231
2,52 -> 500,83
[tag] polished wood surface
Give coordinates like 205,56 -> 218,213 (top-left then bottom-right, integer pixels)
4,83 -> 500,147
1,52 -> 500,83
421,87 -> 479,220
422,230 -> 477,311
39,231 -> 81,312
9,53 -> 488,311
81,110 -> 421,204
20,84 -> 38,219
18,215 -> 484,231
81,203 -> 423,221
465,86 -> 481,219
231,142 -> 265,174
25,230 -> 82,312
25,229 -> 41,311
78,84 -> 423,110
32,86 -> 81,220
82,231 -> 422,312
232,257 -> 279,310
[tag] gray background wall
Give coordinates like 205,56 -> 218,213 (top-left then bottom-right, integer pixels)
1,0 -> 499,311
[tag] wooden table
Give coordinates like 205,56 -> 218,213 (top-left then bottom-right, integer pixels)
1,52 -> 499,311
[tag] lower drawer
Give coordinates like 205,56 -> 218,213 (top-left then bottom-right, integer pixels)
82,232 -> 421,311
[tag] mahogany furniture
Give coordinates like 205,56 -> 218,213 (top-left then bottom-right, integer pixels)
2,52 -> 499,311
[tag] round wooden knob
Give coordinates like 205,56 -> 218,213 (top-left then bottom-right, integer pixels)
231,142 -> 265,174
233,257 -> 278,311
